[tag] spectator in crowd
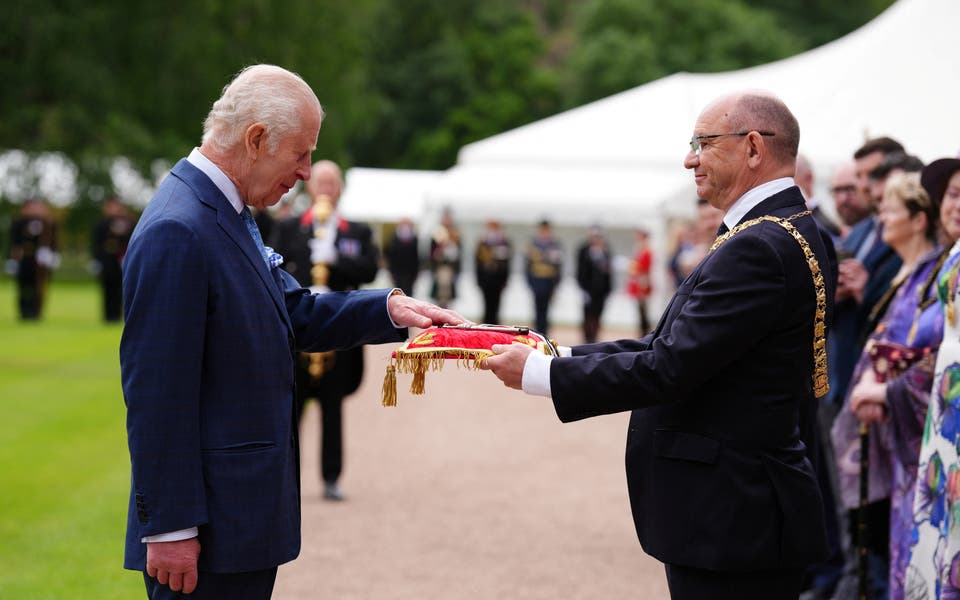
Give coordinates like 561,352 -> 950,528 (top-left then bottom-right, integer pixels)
832,171 -> 947,600
384,217 -> 420,296
429,208 -> 461,309
91,196 -> 136,322
576,225 -> 613,343
270,159 -> 381,502
822,137 -> 905,598
673,198 -> 724,281
474,219 -> 513,324
831,160 -> 867,240
626,227 -> 653,336
829,138 -> 906,412
906,156 -> 960,598
797,153 -> 843,241
525,219 -> 563,338
7,198 -> 59,320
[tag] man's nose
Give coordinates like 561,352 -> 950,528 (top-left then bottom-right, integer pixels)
683,150 -> 698,169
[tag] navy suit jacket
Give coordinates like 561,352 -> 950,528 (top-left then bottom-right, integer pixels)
120,159 -> 405,573
551,186 -> 837,571
825,216 -> 901,406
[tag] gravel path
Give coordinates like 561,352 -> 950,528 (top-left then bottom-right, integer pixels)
274,328 -> 669,599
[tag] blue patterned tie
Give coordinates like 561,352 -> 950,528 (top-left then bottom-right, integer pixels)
241,207 -> 271,269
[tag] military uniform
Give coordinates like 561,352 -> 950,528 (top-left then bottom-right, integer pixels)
269,210 -> 379,489
9,202 -> 59,320
526,233 -> 563,337
475,229 -> 513,324
92,203 -> 136,322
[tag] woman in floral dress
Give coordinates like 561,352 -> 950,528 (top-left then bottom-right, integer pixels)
907,158 -> 960,599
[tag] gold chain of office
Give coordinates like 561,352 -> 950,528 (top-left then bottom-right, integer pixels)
709,210 -> 829,399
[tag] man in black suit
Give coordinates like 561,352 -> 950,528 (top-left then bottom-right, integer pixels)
91,196 -> 135,322
384,217 -> 421,297
485,90 -> 837,599
269,160 -> 380,501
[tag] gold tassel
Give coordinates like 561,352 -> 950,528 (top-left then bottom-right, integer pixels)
411,359 -> 427,395
381,363 -> 397,407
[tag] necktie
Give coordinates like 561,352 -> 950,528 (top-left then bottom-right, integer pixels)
241,207 -> 271,269
716,222 -> 729,237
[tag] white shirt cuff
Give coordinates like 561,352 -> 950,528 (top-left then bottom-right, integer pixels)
386,288 -> 403,328
520,345 -> 572,397
142,527 -> 198,543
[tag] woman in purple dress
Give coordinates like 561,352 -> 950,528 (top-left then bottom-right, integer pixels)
832,171 -> 953,599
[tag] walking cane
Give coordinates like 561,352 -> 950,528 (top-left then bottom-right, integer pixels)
857,422 -> 869,600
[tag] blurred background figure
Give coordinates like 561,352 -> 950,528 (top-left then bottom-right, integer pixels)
90,196 -> 135,322
270,160 -> 380,502
7,198 -> 59,320
626,228 -> 653,337
797,153 -> 843,241
384,217 -> 420,297
830,160 -> 865,243
674,198 -> 724,282
576,224 -> 612,343
474,219 -> 513,324
429,207 -> 461,309
526,219 -> 563,338
668,222 -> 696,289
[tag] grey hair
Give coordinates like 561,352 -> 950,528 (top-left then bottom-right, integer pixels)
202,64 -> 323,154
728,93 -> 800,162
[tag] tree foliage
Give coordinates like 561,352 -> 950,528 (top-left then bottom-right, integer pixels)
0,0 -> 895,179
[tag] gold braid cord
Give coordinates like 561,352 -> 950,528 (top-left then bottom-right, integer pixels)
709,211 -> 829,398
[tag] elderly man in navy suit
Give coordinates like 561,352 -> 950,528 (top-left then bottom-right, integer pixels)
485,91 -> 837,599
119,64 -> 463,599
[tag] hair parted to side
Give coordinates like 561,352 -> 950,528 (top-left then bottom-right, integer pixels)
884,171 -> 937,239
854,136 -> 905,160
728,93 -> 800,162
202,64 -> 324,154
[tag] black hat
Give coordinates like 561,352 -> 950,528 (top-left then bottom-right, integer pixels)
921,158 -> 960,205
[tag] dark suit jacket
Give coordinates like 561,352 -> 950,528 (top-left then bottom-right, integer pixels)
550,187 -> 836,572
269,213 -> 380,398
120,159 -> 405,573
825,216 -> 901,406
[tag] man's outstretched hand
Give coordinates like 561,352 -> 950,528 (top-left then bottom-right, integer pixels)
387,292 -> 467,329
481,342 -> 536,390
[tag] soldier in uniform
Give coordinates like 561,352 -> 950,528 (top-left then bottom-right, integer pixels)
269,160 -> 380,501
384,217 -> 420,296
575,225 -> 613,343
525,219 -> 563,338
91,196 -> 136,322
474,219 -> 513,324
429,207 -> 461,309
7,199 -> 59,320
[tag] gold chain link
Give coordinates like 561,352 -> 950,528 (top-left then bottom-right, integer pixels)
709,211 -> 829,398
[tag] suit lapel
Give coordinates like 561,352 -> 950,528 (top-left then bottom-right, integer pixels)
170,161 -> 292,333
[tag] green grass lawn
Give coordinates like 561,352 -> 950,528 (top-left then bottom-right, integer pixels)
0,279 -> 141,599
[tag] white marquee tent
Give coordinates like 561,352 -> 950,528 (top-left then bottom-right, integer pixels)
340,0 -> 960,330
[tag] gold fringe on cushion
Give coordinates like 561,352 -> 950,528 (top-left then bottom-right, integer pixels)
381,349 -> 495,406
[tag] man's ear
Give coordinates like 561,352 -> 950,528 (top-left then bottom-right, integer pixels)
244,123 -> 267,158
745,131 -> 764,169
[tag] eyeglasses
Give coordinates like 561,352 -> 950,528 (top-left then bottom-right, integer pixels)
689,131 -> 776,155
830,184 -> 857,195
